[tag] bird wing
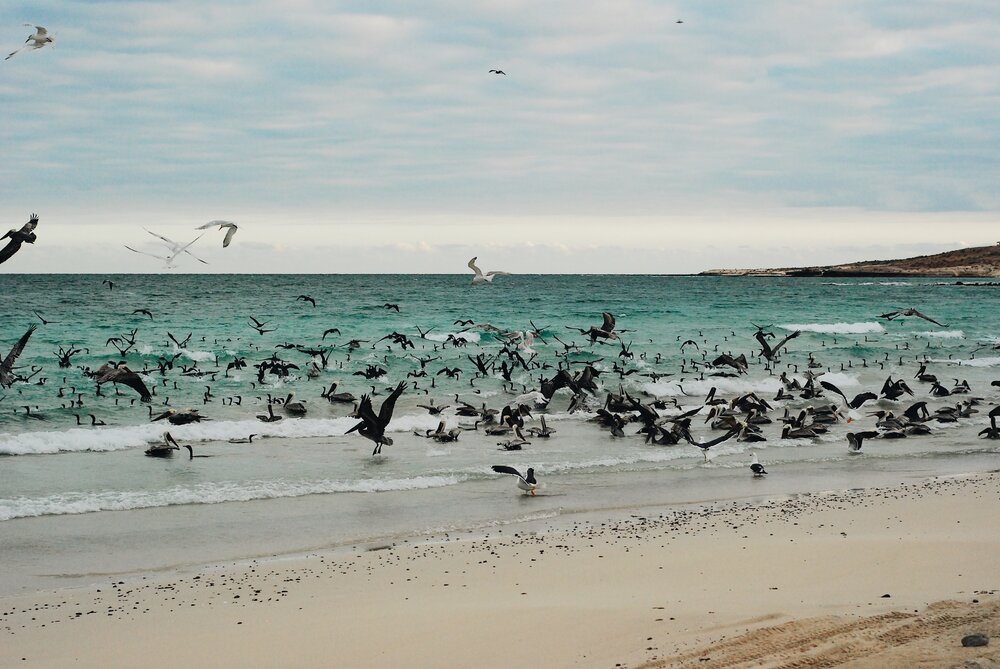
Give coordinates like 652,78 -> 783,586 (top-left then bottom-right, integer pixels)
819,380 -> 848,404
909,309 -> 946,327
222,224 -> 237,247
879,311 -> 900,320
491,465 -> 523,478
378,382 -> 406,425
115,368 -> 152,401
21,215 -> 39,234
848,392 -> 878,409
601,312 -> 616,332
0,237 -> 24,265
33,26 -> 48,36
467,257 -> 484,277
355,395 -> 378,425
124,245 -> 170,261
144,228 -> 179,247
0,325 -> 37,385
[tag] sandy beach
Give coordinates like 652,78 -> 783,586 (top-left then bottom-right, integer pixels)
2,472 -> 997,668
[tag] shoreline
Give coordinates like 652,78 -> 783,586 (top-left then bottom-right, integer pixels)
4,471 -> 999,668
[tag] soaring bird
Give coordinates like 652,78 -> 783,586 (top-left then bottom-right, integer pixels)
755,328 -> 800,361
0,214 -> 39,265
297,295 -> 316,307
846,431 -> 880,454
346,381 -> 406,455
0,325 -> 37,388
491,465 -> 537,495
468,257 -> 510,285
125,232 -> 205,269
6,25 -> 54,61
819,380 -> 877,410
488,69 -> 506,75
879,308 -> 947,327
195,220 -> 238,247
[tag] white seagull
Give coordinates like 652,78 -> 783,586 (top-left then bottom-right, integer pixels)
749,452 -> 767,477
195,220 -> 238,248
491,465 -> 538,495
6,25 -> 54,61
124,232 -> 205,269
468,257 -> 510,285
143,228 -> 209,264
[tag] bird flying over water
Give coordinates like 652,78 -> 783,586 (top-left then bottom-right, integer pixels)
6,25 -> 54,61
0,325 -> 36,388
125,230 -> 206,269
195,220 -> 238,248
346,381 -> 406,455
0,213 -> 39,266
879,308 -> 947,327
468,257 -> 510,285
488,69 -> 506,75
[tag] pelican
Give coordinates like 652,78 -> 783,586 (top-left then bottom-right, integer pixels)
491,465 -> 537,495
345,381 -> 406,455
0,325 -> 36,388
0,214 -> 39,266
468,257 -> 510,285
195,220 -> 238,247
6,25 -> 54,61
145,432 -> 181,457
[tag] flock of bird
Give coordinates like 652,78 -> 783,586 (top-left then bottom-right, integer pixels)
2,272 -> 998,495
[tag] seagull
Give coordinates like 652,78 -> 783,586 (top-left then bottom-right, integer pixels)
0,213 -> 39,265
491,465 -> 537,495
468,257 -> 510,285
143,228 -> 209,264
0,325 -> 37,388
195,220 -> 238,247
879,308 -> 947,327
6,25 -> 54,61
749,453 -> 767,477
488,69 -> 506,75
125,232 -> 206,269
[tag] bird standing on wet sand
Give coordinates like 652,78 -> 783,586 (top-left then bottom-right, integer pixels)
491,465 -> 537,495
0,214 -> 39,265
750,453 -> 767,477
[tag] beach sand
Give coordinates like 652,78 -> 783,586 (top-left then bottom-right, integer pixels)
3,472 -> 998,668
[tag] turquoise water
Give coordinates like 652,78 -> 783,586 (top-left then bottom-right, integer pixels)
0,274 -> 998,594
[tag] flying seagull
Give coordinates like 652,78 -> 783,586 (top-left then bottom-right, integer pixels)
0,325 -> 37,388
124,232 -> 205,268
6,25 -> 54,61
0,213 -> 39,266
879,308 -> 947,327
468,257 -> 510,285
491,465 -> 537,495
488,69 -> 506,75
195,220 -> 238,248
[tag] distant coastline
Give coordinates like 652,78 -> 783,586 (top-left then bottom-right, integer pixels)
701,242 -> 1000,277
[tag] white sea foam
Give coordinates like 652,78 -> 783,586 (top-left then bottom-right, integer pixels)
0,475 -> 462,521
915,330 -> 965,339
929,356 -> 1000,368
778,322 -> 885,335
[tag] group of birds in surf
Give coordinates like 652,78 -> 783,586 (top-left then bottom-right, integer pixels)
2,279 -> 999,495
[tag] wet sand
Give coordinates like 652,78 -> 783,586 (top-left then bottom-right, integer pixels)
2,472 -> 999,668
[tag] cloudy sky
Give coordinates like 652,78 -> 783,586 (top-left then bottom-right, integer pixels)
1,1 -> 997,273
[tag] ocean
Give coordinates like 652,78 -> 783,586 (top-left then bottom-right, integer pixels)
1,274 -> 998,595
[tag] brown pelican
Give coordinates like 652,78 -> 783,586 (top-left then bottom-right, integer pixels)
0,325 -> 36,388
0,214 -> 39,265
195,220 -> 238,247
879,308 -> 947,327
491,465 -> 537,495
346,381 -> 406,455
468,257 -> 510,285
6,26 -> 54,60
488,69 -> 506,75
322,383 -> 357,404
257,404 -> 282,422
151,408 -> 204,425
283,393 -> 306,416
847,431 -> 880,454
145,432 -> 181,457
94,362 -> 152,402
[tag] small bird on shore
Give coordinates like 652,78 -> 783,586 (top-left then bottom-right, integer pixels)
491,465 -> 537,495
750,453 -> 767,477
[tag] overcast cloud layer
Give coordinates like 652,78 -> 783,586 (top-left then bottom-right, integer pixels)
1,1 -> 998,273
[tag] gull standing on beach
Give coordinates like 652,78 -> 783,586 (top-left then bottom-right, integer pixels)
468,257 -> 510,285
491,465 -> 538,495
5,25 -> 54,60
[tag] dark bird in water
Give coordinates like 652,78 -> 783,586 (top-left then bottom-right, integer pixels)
568,312 -> 619,343
296,295 -> 316,307
195,220 -> 238,247
322,328 -> 341,340
488,69 -> 506,75
32,310 -> 56,325
0,325 -> 37,388
102,279 -> 115,291
346,381 -> 406,455
151,408 -> 204,425
755,328 -> 800,361
0,214 -> 39,266
879,308 -> 947,327
145,432 -> 181,457
683,428 -> 739,462
979,407 -> 1000,440
167,331 -> 192,348
847,431 -> 880,454
132,309 -> 154,319
819,380 -> 877,410
383,303 -> 401,312
257,403 -> 282,423
94,362 -> 152,402
749,453 -> 767,477
491,465 -> 538,495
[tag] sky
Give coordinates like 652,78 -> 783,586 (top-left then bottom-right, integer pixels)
1,0 -> 998,273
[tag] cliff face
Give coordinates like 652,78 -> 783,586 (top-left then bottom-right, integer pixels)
701,244 -> 1000,277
